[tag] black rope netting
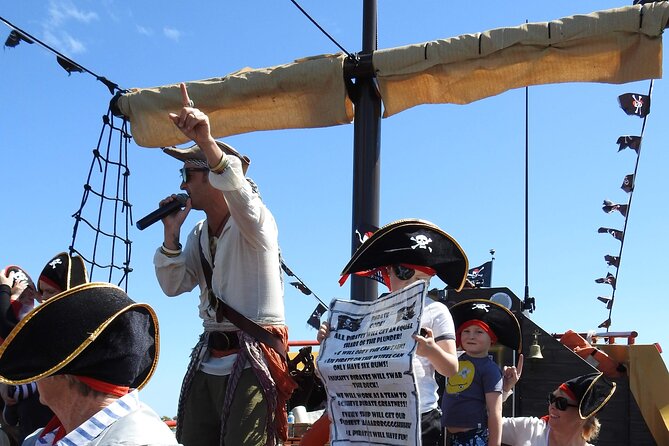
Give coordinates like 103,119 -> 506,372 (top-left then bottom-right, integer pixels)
70,109 -> 133,290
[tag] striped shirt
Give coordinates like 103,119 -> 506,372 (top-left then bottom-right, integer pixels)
37,390 -> 140,446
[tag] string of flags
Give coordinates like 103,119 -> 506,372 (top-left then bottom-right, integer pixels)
280,259 -> 329,330
1,16 -> 120,94
594,83 -> 652,329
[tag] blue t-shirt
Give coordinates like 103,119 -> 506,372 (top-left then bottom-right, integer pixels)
441,353 -> 503,428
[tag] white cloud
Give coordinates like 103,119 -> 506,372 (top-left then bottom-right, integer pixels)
136,25 -> 153,36
163,27 -> 182,42
47,0 -> 98,27
42,29 -> 87,55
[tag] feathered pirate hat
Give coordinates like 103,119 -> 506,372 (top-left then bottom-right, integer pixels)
559,372 -> 617,419
163,140 -> 250,173
37,252 -> 89,295
0,283 -> 159,390
340,219 -> 469,291
450,299 -> 522,351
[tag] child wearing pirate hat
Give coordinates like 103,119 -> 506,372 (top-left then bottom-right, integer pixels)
442,299 -> 521,446
502,372 -> 616,445
37,252 -> 89,301
0,283 -> 178,446
311,219 -> 469,446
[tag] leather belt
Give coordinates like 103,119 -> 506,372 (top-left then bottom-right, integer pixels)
208,331 -> 240,351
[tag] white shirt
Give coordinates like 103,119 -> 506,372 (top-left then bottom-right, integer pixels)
414,298 -> 456,414
501,416 -> 594,446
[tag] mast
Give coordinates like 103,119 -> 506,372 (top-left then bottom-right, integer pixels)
349,0 -> 381,302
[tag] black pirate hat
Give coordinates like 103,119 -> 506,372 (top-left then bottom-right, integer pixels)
37,252 -> 89,295
340,219 -> 469,291
0,283 -> 159,389
163,140 -> 250,173
450,299 -> 522,351
560,372 -> 616,419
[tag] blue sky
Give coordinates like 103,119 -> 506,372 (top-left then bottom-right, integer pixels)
2,1 -> 668,417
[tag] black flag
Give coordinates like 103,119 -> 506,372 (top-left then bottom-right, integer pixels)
595,272 -> 616,290
598,318 -> 612,329
467,261 -> 493,287
290,281 -> 312,296
602,200 -> 628,217
618,93 -> 651,117
336,315 -> 362,332
56,55 -> 84,75
604,255 -> 620,268
616,136 -> 641,154
621,174 -> 635,193
306,303 -> 328,330
597,296 -> 613,310
4,30 -> 34,48
598,227 -> 624,241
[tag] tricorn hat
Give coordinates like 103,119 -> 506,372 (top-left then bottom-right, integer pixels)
560,372 -> 616,419
0,283 -> 159,390
163,140 -> 250,173
450,299 -> 522,351
37,252 -> 89,295
340,219 -> 469,291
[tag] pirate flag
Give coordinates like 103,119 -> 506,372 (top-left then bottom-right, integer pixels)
597,296 -> 613,310
618,93 -> 650,118
602,200 -> 629,217
306,303 -> 328,330
595,272 -> 616,290
616,136 -> 641,154
56,55 -> 84,75
290,281 -> 312,296
604,255 -> 620,268
395,301 -> 417,322
598,318 -> 612,329
336,315 -> 362,332
4,30 -> 34,48
467,261 -> 493,287
621,174 -> 635,194
598,227 -> 624,241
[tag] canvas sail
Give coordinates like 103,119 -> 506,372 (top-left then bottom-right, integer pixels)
115,3 -> 669,148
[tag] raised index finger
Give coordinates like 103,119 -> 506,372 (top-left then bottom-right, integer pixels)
179,82 -> 192,107
516,353 -> 524,376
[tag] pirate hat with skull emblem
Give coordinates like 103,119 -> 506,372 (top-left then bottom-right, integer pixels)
450,298 -> 522,351
37,252 -> 89,296
340,219 -> 469,291
163,140 -> 250,174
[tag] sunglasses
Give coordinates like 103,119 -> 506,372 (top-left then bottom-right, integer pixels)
180,167 -> 209,183
392,264 -> 416,281
548,393 -> 578,411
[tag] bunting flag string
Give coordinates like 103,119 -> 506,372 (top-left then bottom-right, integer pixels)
0,15 -> 121,94
594,81 -> 654,330
280,258 -> 330,330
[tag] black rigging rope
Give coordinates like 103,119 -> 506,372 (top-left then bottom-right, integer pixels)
287,0 -> 353,58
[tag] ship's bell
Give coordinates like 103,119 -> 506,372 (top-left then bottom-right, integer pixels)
528,332 -> 543,359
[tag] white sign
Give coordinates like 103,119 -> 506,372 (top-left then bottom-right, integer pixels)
318,281 -> 427,445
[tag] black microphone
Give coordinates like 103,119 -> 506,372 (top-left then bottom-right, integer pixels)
136,193 -> 189,230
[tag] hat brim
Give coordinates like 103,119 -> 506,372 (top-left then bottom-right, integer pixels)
574,373 -> 617,419
340,219 -> 469,291
450,299 -> 522,351
163,140 -> 250,173
0,283 -> 159,390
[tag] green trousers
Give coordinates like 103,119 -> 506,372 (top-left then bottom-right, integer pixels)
180,368 -> 268,446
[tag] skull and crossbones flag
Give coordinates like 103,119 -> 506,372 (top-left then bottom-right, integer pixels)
595,272 -> 617,290
467,261 -> 493,288
598,227 -> 624,241
616,136 -> 641,154
604,255 -> 620,268
618,93 -> 651,118
621,174 -> 635,193
306,303 -> 328,330
4,30 -> 34,48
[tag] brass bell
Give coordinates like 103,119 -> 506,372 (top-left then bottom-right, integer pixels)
528,331 -> 543,359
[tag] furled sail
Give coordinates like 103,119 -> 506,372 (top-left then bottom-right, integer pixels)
115,3 -> 669,148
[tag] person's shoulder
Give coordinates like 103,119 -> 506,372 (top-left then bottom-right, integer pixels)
94,404 -> 179,445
